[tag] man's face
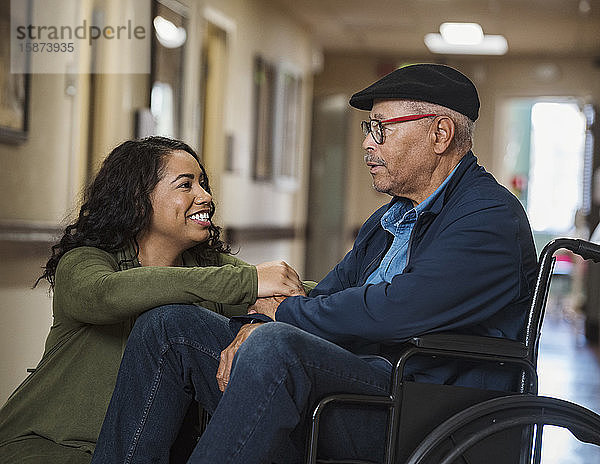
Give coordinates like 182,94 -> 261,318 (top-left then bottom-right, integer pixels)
362,100 -> 436,203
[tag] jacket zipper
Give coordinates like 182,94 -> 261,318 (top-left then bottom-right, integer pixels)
362,249 -> 386,285
360,231 -> 394,285
406,212 -> 430,268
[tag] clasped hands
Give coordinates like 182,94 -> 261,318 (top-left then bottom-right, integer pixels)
216,260 -> 305,391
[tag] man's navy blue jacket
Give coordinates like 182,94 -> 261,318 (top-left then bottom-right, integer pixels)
276,151 -> 538,388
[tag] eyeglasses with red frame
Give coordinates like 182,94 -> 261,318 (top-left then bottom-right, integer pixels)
361,114 -> 437,144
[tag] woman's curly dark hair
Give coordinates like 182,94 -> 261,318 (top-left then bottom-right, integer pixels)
38,136 -> 230,288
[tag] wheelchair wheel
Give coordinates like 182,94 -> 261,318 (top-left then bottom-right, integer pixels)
404,395 -> 600,464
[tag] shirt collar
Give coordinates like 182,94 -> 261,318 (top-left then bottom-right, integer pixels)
415,159 -> 462,214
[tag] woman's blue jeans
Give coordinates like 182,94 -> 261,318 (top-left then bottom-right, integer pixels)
91,305 -> 392,463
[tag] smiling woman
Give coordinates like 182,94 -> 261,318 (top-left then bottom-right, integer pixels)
0,136 -> 305,464
137,149 -> 216,266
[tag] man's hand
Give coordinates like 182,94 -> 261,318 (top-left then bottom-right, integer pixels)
248,296 -> 287,320
216,323 -> 264,392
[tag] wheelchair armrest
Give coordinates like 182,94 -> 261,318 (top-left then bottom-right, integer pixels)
391,333 -> 536,396
408,333 -> 528,359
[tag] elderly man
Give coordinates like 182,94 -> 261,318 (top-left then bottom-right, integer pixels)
91,64 -> 537,463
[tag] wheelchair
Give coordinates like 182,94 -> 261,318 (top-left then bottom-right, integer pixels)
306,238 -> 600,464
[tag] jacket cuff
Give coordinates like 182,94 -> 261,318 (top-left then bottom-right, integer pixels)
229,313 -> 274,335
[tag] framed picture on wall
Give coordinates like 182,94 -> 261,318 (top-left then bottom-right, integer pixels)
251,57 -> 303,187
273,63 -> 302,190
252,55 -> 276,181
1,0 -> 29,144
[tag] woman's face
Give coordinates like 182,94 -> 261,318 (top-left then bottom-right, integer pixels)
145,150 -> 213,253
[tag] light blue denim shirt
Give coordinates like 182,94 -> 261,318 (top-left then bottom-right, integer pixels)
365,162 -> 461,285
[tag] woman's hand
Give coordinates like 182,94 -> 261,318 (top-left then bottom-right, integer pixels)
256,261 -> 304,297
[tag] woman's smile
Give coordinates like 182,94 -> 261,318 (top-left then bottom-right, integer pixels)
188,211 -> 211,227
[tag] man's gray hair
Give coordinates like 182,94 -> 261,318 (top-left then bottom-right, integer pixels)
402,100 -> 475,152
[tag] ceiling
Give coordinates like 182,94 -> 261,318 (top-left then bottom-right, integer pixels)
270,0 -> 600,58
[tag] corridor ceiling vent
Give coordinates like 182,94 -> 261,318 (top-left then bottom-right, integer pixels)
425,22 -> 508,55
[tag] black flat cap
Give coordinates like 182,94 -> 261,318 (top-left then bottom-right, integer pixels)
349,63 -> 480,121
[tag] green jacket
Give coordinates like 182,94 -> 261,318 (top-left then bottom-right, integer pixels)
0,244 -> 257,462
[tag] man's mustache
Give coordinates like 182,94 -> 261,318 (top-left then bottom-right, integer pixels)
364,154 -> 386,166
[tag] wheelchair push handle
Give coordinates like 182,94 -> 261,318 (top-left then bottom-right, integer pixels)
543,238 -> 600,263
573,239 -> 600,263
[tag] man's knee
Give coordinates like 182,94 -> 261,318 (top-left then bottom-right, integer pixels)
236,322 -> 309,365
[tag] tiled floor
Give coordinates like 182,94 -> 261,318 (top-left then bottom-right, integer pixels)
536,286 -> 600,462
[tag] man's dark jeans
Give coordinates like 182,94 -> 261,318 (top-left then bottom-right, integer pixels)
90,305 -> 392,463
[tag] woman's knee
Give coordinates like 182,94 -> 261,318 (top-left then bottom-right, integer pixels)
131,304 -> 219,342
134,304 -> 194,328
